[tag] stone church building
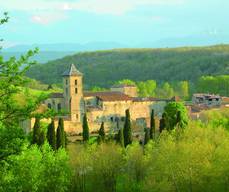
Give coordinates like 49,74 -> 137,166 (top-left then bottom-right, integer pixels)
40,64 -> 172,134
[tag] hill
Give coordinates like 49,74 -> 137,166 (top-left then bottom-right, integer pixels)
26,45 -> 229,88
1,51 -> 74,63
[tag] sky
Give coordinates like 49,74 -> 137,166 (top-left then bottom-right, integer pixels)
0,0 -> 229,48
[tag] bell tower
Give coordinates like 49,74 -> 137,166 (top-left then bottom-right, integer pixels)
62,64 -> 84,122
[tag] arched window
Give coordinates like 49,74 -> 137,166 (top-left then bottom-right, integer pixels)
48,103 -> 52,109
57,103 -> 61,111
75,79 -> 77,85
75,88 -> 78,94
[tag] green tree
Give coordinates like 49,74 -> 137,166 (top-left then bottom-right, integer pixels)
98,122 -> 105,141
144,128 -> 150,145
117,128 -> 124,147
82,113 -> 89,142
159,113 -> 167,133
123,109 -> 132,147
56,118 -> 65,149
116,79 -> 136,86
149,109 -> 156,139
176,81 -> 189,100
164,102 -> 188,130
32,117 -> 41,144
47,119 -> 56,150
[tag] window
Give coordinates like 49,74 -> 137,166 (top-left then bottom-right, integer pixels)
75,88 -> 78,94
66,79 -> 68,85
48,103 -> 52,109
66,88 -> 68,94
76,114 -> 78,120
75,79 -> 77,85
110,117 -> 114,122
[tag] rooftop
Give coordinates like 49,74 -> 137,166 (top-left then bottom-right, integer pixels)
62,64 -> 83,76
84,91 -> 132,101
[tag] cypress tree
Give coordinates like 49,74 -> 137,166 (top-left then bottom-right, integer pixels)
149,109 -> 156,140
159,113 -> 166,133
64,131 -> 68,147
117,128 -> 124,147
47,119 -> 56,150
176,111 -> 182,128
56,118 -> 65,149
82,113 -> 89,142
98,122 -> 105,141
32,117 -> 40,144
144,128 -> 150,145
38,131 -> 45,146
123,109 -> 132,147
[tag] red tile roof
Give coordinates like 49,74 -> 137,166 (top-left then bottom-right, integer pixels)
84,91 -> 132,101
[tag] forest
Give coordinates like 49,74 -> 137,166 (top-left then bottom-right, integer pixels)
26,45 -> 229,90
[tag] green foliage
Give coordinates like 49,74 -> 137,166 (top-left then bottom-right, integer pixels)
47,119 -> 56,150
32,118 -> 41,145
164,102 -> 189,130
115,79 -> 136,86
175,81 -> 189,99
0,123 -> 26,161
149,109 -> 155,139
98,122 -> 105,142
56,118 -> 65,149
90,86 -> 107,92
144,128 -> 150,145
1,143 -> 71,192
26,45 -> 229,89
82,113 -> 89,141
116,128 -> 124,147
197,75 -> 229,96
68,123 -> 229,192
159,112 -> 167,133
0,14 -> 71,192
123,109 -> 132,147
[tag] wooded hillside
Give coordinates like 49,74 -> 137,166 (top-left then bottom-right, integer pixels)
26,45 -> 229,88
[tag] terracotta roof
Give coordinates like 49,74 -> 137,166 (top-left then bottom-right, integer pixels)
49,92 -> 63,98
62,64 -> 82,76
84,91 -> 132,101
222,97 -> 229,103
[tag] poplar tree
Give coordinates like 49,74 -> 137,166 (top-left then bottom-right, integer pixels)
150,109 -> 156,139
123,109 -> 132,147
98,121 -> 105,141
56,118 -> 65,149
82,113 -> 89,142
47,119 -> 56,150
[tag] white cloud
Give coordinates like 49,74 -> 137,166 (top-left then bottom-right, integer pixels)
0,0 -> 185,15
30,12 -> 66,25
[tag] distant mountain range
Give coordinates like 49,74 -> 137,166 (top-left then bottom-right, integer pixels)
2,33 -> 229,63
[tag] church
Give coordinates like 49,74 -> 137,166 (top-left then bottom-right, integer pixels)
41,64 -> 174,134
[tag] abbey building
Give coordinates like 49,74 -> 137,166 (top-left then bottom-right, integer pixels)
42,64 -> 174,134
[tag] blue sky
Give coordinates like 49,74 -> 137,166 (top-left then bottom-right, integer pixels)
0,0 -> 228,47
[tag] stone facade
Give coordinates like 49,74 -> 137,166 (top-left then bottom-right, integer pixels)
30,64 -> 172,134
